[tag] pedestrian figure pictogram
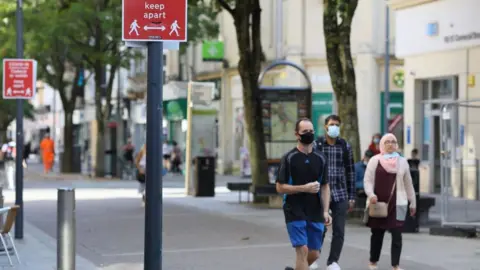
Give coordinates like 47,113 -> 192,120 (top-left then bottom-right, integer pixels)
169,20 -> 181,36
129,19 -> 140,36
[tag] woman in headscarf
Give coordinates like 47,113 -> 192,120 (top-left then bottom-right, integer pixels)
363,133 -> 416,270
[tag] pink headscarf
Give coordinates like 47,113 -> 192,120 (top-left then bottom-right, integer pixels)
377,133 -> 399,173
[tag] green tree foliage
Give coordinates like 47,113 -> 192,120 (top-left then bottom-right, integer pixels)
0,0 -> 90,172
183,0 -> 221,53
63,0 -> 135,177
323,0 -> 361,161
217,0 -> 269,202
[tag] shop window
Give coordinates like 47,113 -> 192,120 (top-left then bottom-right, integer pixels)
432,80 -> 451,99
422,80 -> 429,100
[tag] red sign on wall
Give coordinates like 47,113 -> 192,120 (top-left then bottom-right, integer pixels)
3,59 -> 37,100
122,0 -> 187,42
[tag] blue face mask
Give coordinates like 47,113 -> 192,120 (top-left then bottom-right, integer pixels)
373,138 -> 380,144
383,152 -> 400,159
326,126 -> 340,138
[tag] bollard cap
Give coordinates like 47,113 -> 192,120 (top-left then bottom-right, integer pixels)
57,187 -> 75,191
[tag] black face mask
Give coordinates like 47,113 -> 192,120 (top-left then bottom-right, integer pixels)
298,132 -> 315,145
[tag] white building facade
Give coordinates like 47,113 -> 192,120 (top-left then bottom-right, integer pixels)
392,0 -> 480,198
165,0 -> 405,174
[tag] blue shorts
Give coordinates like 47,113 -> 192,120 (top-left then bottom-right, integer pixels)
286,220 -> 326,250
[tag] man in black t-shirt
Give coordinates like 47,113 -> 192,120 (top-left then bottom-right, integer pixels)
276,118 -> 332,270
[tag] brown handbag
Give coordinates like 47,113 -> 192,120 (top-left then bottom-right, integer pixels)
368,181 -> 396,218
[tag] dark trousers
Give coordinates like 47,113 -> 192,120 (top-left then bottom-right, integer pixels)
370,228 -> 402,266
327,200 -> 348,265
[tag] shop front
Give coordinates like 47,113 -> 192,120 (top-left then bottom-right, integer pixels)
163,98 -> 187,146
394,0 -> 480,195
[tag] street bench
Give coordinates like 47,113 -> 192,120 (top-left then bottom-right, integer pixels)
226,182 -> 252,203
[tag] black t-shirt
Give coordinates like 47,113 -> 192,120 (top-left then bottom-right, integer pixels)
276,147 -> 329,223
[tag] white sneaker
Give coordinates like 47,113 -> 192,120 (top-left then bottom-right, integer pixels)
309,262 -> 319,269
326,262 -> 341,270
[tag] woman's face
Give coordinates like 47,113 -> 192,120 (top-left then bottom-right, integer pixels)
383,137 -> 397,153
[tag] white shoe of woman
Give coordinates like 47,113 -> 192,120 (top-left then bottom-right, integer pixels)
368,264 -> 378,270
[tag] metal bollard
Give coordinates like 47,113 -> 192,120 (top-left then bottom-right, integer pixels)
476,159 -> 480,200
57,188 -> 76,270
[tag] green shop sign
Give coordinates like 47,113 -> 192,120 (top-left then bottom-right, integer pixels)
202,41 -> 224,62
312,93 -> 334,138
164,99 -> 187,121
380,92 -> 404,133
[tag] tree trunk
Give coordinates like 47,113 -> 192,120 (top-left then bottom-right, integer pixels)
94,61 -> 106,177
234,0 -> 269,202
323,0 -> 361,161
95,121 -> 106,177
336,94 -> 361,161
61,110 -> 75,173
0,129 -> 6,143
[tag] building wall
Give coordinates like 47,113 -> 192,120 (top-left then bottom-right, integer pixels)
164,0 -> 403,172
394,0 -> 480,196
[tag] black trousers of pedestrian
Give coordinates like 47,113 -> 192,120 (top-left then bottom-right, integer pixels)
370,228 -> 402,267
327,200 -> 348,265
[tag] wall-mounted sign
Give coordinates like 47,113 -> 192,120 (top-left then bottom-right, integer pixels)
468,74 -> 475,87
392,70 -> 405,88
406,125 -> 411,145
426,22 -> 439,37
312,93 -> 333,138
202,41 -> 224,62
164,98 -> 187,121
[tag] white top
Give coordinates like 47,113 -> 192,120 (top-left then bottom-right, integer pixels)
163,143 -> 172,154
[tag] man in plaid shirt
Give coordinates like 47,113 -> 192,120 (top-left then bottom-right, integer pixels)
315,114 -> 355,270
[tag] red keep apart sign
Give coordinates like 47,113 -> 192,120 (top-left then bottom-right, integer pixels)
3,59 -> 37,100
122,0 -> 187,42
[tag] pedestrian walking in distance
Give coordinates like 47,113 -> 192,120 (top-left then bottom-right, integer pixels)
363,133 -> 416,270
276,118 -> 332,270
314,114 -> 356,270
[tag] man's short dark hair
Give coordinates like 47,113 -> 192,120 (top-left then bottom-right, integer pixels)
324,114 -> 341,125
412,148 -> 418,154
295,118 -> 312,132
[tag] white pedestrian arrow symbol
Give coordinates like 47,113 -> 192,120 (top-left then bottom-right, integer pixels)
208,45 -> 218,57
144,25 -> 166,31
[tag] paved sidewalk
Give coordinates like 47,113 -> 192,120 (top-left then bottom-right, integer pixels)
170,193 -> 480,270
5,170 -> 480,269
0,223 -> 97,270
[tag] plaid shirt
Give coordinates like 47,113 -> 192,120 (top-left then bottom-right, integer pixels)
316,137 -> 356,202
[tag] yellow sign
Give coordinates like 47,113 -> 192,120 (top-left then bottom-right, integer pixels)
468,74 -> 475,87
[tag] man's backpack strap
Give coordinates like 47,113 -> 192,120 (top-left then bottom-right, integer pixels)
315,136 -> 349,164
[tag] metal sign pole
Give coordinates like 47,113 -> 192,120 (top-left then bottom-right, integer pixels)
144,41 -> 164,270
14,0 -> 24,240
383,3 -> 390,134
